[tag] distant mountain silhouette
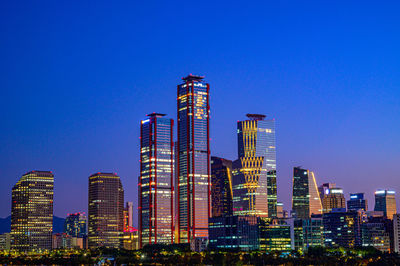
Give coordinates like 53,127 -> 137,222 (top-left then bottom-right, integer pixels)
0,216 -> 66,234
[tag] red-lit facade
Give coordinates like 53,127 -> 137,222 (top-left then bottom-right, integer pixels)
139,113 -> 174,247
177,75 -> 211,243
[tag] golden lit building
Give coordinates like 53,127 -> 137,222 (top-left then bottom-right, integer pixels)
232,114 -> 277,218
322,188 -> 346,213
292,167 -> 322,219
88,173 -> 124,248
11,171 -> 54,252
374,189 -> 397,220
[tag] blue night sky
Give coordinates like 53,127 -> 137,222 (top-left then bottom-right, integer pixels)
1,1 -> 399,225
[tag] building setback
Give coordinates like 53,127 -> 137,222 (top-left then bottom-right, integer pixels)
232,114 -> 277,218
139,113 -> 174,247
88,173 -> 124,248
177,74 -> 211,243
292,167 -> 322,219
11,171 -> 54,252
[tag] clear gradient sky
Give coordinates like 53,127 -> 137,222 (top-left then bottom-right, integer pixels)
1,1 -> 399,226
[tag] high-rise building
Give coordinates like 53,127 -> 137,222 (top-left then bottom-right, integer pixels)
292,167 -> 322,219
11,171 -> 54,252
177,74 -> 210,243
318,183 -> 336,201
211,156 -> 233,218
322,188 -> 346,213
347,193 -> 368,211
361,215 -> 392,252
374,189 -> 397,220
293,215 -> 324,251
64,212 -> 87,238
139,113 -> 174,247
323,209 -> 363,248
232,114 -> 277,218
88,172 -> 124,248
393,214 -> 400,253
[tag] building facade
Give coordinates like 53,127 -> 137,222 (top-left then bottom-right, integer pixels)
323,209 -> 363,248
11,171 -> 54,252
394,214 -> 400,253
374,190 -> 397,220
292,167 -> 322,219
208,215 -> 259,251
211,156 -> 233,217
322,188 -> 346,213
139,113 -> 174,247
361,216 -> 391,253
318,183 -> 336,202
347,193 -> 368,211
64,212 -> 87,238
232,114 -> 277,218
259,218 -> 292,252
177,74 -> 211,243
88,173 -> 124,248
293,215 -> 324,251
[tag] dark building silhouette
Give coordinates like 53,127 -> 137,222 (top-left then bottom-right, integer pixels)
347,193 -> 368,211
211,156 -> 233,218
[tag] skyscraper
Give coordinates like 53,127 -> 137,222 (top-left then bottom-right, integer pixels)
65,212 -> 87,238
177,74 -> 210,243
211,156 -> 233,217
292,167 -> 322,219
374,189 -> 397,219
347,193 -> 368,211
139,113 -> 174,247
232,114 -> 277,218
322,188 -> 346,213
318,183 -> 336,201
393,214 -> 400,253
11,171 -> 54,252
88,172 -> 124,248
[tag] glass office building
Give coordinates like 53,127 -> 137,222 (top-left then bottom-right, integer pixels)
374,189 -> 397,220
139,113 -> 174,247
177,74 -> 210,243
293,215 -> 324,251
88,173 -> 124,248
211,156 -> 233,217
64,212 -> 87,238
232,114 -> 277,218
11,171 -> 54,252
292,167 -> 322,219
347,193 -> 368,211
259,218 -> 292,252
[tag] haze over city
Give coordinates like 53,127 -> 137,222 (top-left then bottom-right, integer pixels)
1,0 -> 399,230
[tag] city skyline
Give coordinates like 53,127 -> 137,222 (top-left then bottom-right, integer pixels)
1,1 -> 400,227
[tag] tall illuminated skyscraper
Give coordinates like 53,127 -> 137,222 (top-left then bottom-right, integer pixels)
374,189 -> 397,219
177,74 -> 211,243
139,113 -> 174,247
88,172 -> 124,248
232,114 -> 277,217
292,167 -> 322,219
11,171 -> 54,252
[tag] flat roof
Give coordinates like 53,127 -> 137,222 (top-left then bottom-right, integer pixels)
246,113 -> 266,120
182,74 -> 204,82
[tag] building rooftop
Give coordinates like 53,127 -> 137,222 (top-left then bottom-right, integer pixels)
182,74 -> 204,82
246,113 -> 266,120
147,112 -> 166,117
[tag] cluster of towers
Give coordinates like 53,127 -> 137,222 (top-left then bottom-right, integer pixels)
7,74 -> 399,253
138,74 -> 277,248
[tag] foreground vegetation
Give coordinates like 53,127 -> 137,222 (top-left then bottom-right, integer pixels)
0,245 -> 399,265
